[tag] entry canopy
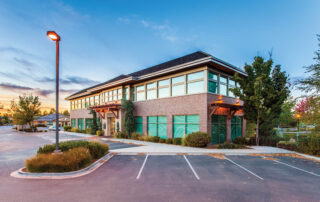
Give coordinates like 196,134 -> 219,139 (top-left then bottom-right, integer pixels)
208,99 -> 243,118
90,102 -> 121,119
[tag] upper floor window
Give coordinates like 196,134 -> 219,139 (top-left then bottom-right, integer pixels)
228,79 -> 235,97
147,82 -> 156,100
123,87 -> 128,100
219,76 -> 228,96
94,95 -> 99,105
118,89 -> 122,100
187,71 -> 204,94
113,90 -> 117,101
85,98 -> 89,108
158,79 -> 169,98
81,99 -> 85,109
136,85 -> 145,101
77,100 -> 81,109
171,75 -> 185,96
208,72 -> 218,94
90,96 -> 94,106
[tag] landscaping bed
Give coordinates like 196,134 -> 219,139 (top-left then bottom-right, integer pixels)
25,140 -> 109,173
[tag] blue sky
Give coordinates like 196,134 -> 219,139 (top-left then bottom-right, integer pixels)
0,0 -> 319,111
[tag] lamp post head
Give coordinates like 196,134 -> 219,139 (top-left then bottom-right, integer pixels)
296,114 -> 301,119
47,31 -> 60,41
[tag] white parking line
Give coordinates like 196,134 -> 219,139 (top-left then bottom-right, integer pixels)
225,157 -> 264,180
136,155 -> 149,180
274,160 -> 320,177
183,155 -> 200,180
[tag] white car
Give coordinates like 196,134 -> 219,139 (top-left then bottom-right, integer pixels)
48,126 -> 62,131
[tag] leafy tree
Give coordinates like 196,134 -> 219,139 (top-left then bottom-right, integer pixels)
295,96 -> 320,127
298,35 -> 320,93
10,94 -> 41,126
89,109 -> 99,134
233,56 -> 289,145
275,98 -> 296,128
121,99 -> 135,137
0,102 -> 3,109
49,108 -> 56,114
42,110 -> 48,116
62,110 -> 70,116
2,115 -> 10,124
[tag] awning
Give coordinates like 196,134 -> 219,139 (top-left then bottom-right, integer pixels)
208,98 -> 243,118
90,102 -> 121,119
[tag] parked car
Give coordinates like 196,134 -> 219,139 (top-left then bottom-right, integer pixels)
49,126 -> 62,131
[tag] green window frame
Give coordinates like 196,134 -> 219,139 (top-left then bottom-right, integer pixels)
173,115 -> 199,138
208,72 -> 218,94
78,118 -> 84,130
71,119 -> 76,128
85,118 -> 93,129
135,116 -> 143,134
231,116 -> 242,141
147,116 -> 167,139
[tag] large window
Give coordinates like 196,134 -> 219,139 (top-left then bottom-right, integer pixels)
173,115 -> 200,138
146,82 -> 157,100
118,89 -> 122,100
123,87 -> 128,100
231,116 -> 242,141
71,119 -> 76,128
147,116 -> 167,139
81,99 -> 85,109
136,85 -> 145,101
219,76 -> 228,96
113,90 -> 117,101
228,79 -> 235,97
108,91 -> 112,102
171,76 -> 185,96
90,97 -> 94,106
135,116 -> 143,134
78,118 -> 84,130
187,71 -> 204,94
85,98 -> 89,108
158,79 -> 169,98
77,100 -> 81,109
208,72 -> 218,93
94,95 -> 99,105
85,118 -> 93,129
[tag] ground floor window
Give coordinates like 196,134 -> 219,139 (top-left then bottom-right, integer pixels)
147,116 -> 167,139
173,115 -> 199,138
211,115 -> 226,144
135,116 -> 143,134
71,119 -> 76,128
231,116 -> 242,141
78,118 -> 84,130
85,118 -> 93,129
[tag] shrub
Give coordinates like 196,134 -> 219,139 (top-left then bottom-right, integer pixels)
26,147 -> 92,173
185,132 -> 211,147
232,137 -> 247,145
259,134 -> 284,146
173,138 -> 182,145
151,136 -> 160,143
297,134 -> 320,155
145,136 -> 154,142
36,124 -> 47,127
37,140 -> 109,159
63,126 -> 72,131
159,138 -> 166,143
246,136 -> 256,145
85,128 -> 92,135
119,132 -> 128,139
166,138 -> 173,144
277,141 -> 298,151
218,142 -> 246,149
96,130 -> 104,136
131,132 -> 142,140
138,136 -> 145,141
70,128 -> 78,132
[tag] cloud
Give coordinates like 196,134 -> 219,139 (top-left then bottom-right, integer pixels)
36,76 -> 99,85
13,57 -> 36,68
0,83 -> 33,91
139,19 -> 178,42
0,82 -> 78,97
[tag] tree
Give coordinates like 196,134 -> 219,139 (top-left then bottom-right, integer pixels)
0,102 -> 3,109
49,108 -> 56,114
10,94 -> 41,126
62,110 -> 70,116
233,56 -> 289,145
276,98 -> 296,128
89,109 -> 99,134
295,96 -> 320,127
42,110 -> 48,116
298,35 -> 320,93
121,99 -> 135,137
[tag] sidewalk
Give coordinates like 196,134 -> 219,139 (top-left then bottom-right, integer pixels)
103,138 -> 293,155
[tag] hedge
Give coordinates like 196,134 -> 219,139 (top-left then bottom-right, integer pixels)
218,142 -> 246,149
184,132 -> 211,147
26,147 -> 92,173
37,140 -> 109,159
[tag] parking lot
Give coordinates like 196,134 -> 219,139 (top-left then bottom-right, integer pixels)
1,126 -> 320,201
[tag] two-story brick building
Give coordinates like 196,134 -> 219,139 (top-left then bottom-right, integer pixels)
65,51 -> 247,144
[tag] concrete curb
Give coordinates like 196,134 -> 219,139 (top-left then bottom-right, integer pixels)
294,152 -> 320,162
10,153 -> 114,180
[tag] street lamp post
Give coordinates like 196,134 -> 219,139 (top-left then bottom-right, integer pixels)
47,31 -> 61,153
296,114 -> 301,141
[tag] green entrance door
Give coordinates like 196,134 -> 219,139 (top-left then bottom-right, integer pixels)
211,115 -> 226,144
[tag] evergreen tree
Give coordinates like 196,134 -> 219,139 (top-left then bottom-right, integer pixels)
121,99 -> 135,137
89,109 -> 99,134
233,56 -> 289,145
